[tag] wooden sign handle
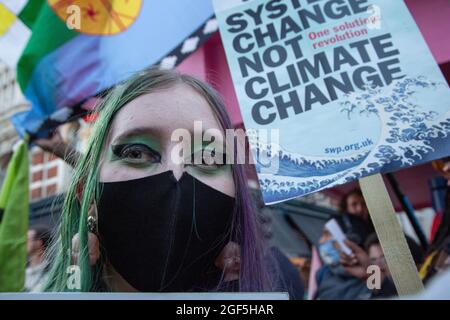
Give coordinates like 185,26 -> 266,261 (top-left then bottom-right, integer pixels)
359,173 -> 424,296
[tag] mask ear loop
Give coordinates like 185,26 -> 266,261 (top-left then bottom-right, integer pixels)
191,177 -> 229,291
160,176 -> 209,290
160,176 -> 195,290
192,177 -> 202,241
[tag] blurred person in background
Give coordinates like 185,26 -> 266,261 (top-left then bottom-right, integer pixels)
421,157 -> 450,282
314,188 -> 375,299
340,233 -> 424,299
25,225 -> 51,292
335,188 -> 375,244
341,188 -> 370,219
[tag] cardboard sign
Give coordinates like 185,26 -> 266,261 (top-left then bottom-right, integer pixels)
214,0 -> 450,204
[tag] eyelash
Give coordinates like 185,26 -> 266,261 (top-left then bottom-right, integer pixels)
111,144 -> 227,171
190,150 -> 227,171
112,143 -> 161,164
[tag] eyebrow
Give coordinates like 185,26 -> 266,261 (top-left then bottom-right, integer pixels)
112,126 -> 226,146
112,127 -> 160,145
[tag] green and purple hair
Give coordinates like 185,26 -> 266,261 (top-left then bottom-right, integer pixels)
44,68 -> 274,292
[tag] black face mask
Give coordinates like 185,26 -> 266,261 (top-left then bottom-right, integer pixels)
97,171 -> 234,292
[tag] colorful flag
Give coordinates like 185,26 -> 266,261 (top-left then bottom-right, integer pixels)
0,138 -> 29,292
0,0 -> 42,67
4,0 -> 218,136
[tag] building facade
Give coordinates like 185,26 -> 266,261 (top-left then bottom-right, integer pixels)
0,61 -> 73,202
0,61 -> 28,184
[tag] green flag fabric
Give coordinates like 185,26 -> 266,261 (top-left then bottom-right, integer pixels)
0,139 -> 29,292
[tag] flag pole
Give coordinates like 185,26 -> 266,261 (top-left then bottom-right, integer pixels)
359,173 -> 424,296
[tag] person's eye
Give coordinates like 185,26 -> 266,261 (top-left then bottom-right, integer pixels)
112,143 -> 161,165
190,149 -> 227,172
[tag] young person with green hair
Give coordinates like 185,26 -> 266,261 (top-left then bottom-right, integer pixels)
42,68 -> 282,293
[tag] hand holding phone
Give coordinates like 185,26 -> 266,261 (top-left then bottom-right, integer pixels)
324,219 -> 353,256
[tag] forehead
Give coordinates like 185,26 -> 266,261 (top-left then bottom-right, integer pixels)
369,244 -> 383,254
109,83 -> 222,140
348,194 -> 363,202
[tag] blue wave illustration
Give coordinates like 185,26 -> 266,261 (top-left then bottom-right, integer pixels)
255,148 -> 369,177
254,77 -> 450,204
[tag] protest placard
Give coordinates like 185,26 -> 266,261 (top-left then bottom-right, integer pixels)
213,0 -> 450,296
214,0 -> 450,205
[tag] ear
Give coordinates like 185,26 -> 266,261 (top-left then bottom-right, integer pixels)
214,241 -> 240,282
36,239 -> 44,250
76,180 -> 84,203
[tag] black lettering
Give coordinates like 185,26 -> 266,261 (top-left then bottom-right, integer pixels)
254,23 -> 279,47
333,46 -> 359,71
324,72 -> 354,100
275,90 -> 303,120
349,0 -> 370,14
287,63 -> 301,87
378,58 -> 405,85
245,4 -> 265,26
280,16 -> 302,39
284,35 -> 304,59
263,45 -> 288,67
324,0 -> 351,19
238,53 -> 263,78
349,40 -> 372,63
268,71 -> 291,94
266,0 -> 288,19
297,52 -> 332,83
297,4 -> 326,30
245,76 -> 269,99
371,34 -> 400,59
353,66 -> 382,89
226,13 -> 247,33
252,100 -> 276,125
232,33 -> 254,54
304,83 -> 330,111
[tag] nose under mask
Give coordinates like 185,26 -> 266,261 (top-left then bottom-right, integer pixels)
97,171 -> 235,292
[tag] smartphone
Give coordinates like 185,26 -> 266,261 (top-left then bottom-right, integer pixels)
324,219 -> 353,256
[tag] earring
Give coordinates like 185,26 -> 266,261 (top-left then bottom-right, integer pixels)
87,200 -> 99,235
72,204 -> 100,266
86,203 -> 100,265
87,215 -> 97,235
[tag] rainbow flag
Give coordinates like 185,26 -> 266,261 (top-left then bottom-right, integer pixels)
0,0 -> 217,137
